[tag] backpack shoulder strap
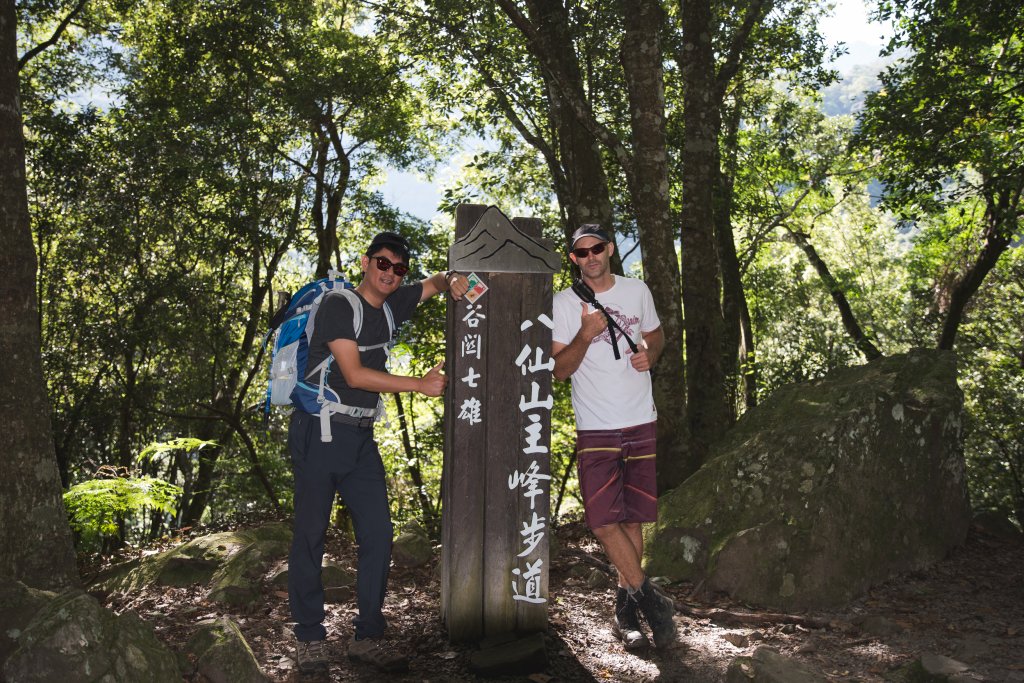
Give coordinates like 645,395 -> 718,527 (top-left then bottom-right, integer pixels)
333,288 -> 364,339
382,301 -> 395,344
333,289 -> 393,352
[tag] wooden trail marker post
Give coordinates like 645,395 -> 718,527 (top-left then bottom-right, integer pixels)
441,204 -> 560,642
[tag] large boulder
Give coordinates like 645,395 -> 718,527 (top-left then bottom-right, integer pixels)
97,522 -> 290,610
647,349 -> 970,610
0,581 -> 55,663
1,585 -> 180,682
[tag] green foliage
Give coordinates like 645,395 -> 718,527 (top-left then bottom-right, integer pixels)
138,438 -> 218,463
23,0 -> 454,535
64,469 -> 182,544
956,248 -> 1024,526
859,0 -> 1023,218
17,0 -> 1022,544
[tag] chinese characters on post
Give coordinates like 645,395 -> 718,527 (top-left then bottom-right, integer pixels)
457,284 -> 488,427
508,314 -> 554,603
441,205 -> 560,641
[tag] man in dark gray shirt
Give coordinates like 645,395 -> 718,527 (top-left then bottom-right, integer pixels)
288,231 -> 467,674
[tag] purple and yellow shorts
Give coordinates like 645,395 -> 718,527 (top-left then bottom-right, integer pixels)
575,421 -> 657,529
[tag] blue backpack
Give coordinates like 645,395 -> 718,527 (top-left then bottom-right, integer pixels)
265,271 -> 395,442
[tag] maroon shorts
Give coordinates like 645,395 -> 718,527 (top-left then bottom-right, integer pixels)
575,421 -> 657,529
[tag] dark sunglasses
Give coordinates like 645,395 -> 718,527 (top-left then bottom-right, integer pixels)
371,256 -> 409,277
572,242 -> 609,259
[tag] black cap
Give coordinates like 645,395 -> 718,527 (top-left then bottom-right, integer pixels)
570,223 -> 612,248
366,231 -> 411,262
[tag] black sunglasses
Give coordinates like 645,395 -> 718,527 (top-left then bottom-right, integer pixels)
572,242 -> 609,259
371,256 -> 409,277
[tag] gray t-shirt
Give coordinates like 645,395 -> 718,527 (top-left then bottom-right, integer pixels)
304,283 -> 422,410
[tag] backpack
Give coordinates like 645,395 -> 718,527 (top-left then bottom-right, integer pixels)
264,270 -> 395,442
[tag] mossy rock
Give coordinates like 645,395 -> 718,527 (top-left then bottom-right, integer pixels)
0,581 -> 57,663
96,523 -> 291,610
321,561 -> 355,587
1,589 -> 180,682
647,349 -> 970,611
184,617 -> 268,683
393,528 -> 432,568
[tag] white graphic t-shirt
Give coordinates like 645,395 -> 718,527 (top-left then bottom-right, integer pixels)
551,275 -> 661,430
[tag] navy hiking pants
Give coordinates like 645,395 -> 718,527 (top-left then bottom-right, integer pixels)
287,410 -> 393,642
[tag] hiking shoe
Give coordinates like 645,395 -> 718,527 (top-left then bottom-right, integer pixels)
613,586 -> 650,651
295,639 -> 329,673
634,578 -> 677,649
347,636 -> 409,673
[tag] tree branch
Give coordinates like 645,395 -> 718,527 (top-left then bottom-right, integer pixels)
495,0 -> 635,187
713,0 -> 770,102
18,0 -> 89,71
782,227 -> 883,361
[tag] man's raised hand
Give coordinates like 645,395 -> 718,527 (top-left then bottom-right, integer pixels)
418,360 -> 447,397
579,302 -> 607,342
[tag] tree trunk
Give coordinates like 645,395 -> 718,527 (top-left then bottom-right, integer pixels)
739,293 -> 758,408
311,129 -> 333,278
0,0 -> 79,589
679,0 -> 730,471
937,194 -> 1015,350
721,93 -> 759,409
716,97 -> 747,417
497,0 -> 690,486
715,160 -> 744,418
524,0 -> 619,265
619,0 -> 691,490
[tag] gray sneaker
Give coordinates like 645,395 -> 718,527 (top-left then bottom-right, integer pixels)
347,636 -> 409,673
296,639 -> 329,673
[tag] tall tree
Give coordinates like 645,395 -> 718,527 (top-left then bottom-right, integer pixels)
616,0 -> 690,487
857,0 -> 1023,349
670,0 -> 835,448
511,0 -> 619,241
380,1 -> 621,256
380,0 -> 689,485
0,0 -> 78,589
677,0 -> 730,465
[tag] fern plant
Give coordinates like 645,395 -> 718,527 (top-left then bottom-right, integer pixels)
63,472 -> 182,544
62,437 -> 214,549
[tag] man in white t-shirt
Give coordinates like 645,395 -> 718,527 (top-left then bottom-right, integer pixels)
551,224 -> 677,651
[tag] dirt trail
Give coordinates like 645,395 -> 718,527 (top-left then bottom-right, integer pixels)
102,520 -> 1024,682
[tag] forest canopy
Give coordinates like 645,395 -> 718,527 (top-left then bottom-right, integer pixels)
12,0 -> 1022,555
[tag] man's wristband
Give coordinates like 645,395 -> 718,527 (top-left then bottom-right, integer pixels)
444,270 -> 459,283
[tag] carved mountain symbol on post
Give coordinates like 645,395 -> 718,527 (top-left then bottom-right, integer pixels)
449,206 -> 560,274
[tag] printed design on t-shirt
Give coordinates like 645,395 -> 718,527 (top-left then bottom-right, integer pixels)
590,305 -> 639,352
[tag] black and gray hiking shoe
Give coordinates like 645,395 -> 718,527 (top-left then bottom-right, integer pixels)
633,578 -> 677,649
613,586 -> 651,650
347,636 -> 409,673
296,639 -> 329,673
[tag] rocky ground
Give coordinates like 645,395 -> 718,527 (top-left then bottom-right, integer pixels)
97,518 -> 1024,682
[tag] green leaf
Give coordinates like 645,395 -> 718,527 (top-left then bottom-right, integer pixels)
138,437 -> 218,463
